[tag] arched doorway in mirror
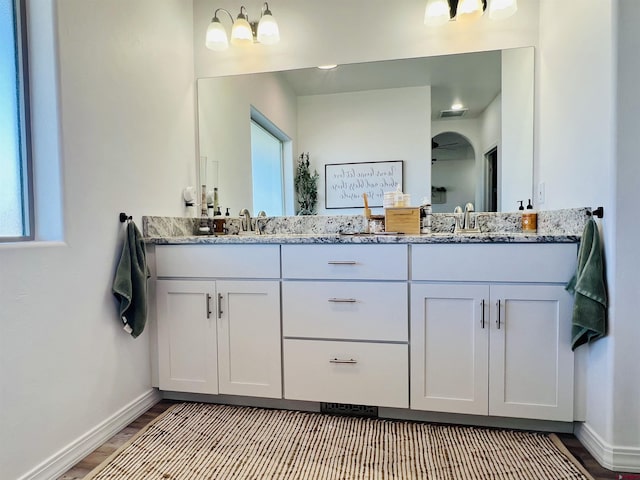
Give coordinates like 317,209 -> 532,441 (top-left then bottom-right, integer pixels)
431,132 -> 476,214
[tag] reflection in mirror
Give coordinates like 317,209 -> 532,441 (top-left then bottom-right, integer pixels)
197,47 -> 533,216
431,132 -> 476,214
250,106 -> 289,216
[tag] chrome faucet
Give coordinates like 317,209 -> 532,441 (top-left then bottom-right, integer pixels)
453,203 -> 480,233
239,208 -> 251,232
463,202 -> 475,230
254,211 -> 267,234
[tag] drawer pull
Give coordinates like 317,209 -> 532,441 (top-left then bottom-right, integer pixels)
218,293 -> 224,319
328,260 -> 357,265
328,298 -> 357,303
206,294 -> 212,319
496,299 -> 501,329
329,358 -> 358,364
480,299 -> 485,328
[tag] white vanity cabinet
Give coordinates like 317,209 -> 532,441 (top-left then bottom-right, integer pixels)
281,244 -> 409,408
410,243 -> 577,421
156,279 -> 218,394
155,245 -> 282,399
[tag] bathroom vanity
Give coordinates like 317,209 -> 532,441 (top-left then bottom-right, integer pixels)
148,220 -> 580,425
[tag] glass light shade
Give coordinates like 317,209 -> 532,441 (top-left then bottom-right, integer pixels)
231,17 -> 253,46
424,0 -> 450,26
488,0 -> 518,20
205,19 -> 229,51
257,13 -> 280,45
456,0 -> 483,22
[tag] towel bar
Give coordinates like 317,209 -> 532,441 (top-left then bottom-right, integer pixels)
588,207 -> 604,218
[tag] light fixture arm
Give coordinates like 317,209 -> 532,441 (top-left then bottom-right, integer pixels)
212,7 -> 234,25
262,2 -> 273,17
237,6 -> 249,22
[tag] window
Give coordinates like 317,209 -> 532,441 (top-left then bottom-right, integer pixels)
251,120 -> 284,216
1,0 -> 32,241
250,106 -> 291,217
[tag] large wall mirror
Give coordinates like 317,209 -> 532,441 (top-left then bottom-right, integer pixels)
197,47 -> 533,217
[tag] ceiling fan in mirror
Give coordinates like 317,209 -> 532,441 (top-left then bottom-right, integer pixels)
432,139 -> 461,151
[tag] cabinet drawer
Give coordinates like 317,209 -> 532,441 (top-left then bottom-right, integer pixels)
156,244 -> 280,278
283,339 -> 408,408
282,244 -> 407,280
411,243 -> 577,283
282,281 -> 407,342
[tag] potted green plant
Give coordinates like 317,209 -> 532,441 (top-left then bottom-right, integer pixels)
294,153 -> 319,215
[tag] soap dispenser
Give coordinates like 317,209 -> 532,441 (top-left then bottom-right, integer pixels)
522,199 -> 537,233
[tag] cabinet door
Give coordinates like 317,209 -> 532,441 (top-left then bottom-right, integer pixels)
489,284 -> 574,421
410,284 -> 489,415
217,280 -> 282,398
156,280 -> 218,394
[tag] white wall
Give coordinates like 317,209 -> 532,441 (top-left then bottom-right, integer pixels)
297,87 -> 430,215
480,94 -> 501,209
610,0 -> 640,468
501,47 -> 534,212
0,1 -> 196,479
538,0 -> 617,449
197,73 -> 297,216
538,0 -> 640,472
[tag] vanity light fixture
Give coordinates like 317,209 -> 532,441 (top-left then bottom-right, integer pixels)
424,0 -> 517,25
205,3 -> 280,51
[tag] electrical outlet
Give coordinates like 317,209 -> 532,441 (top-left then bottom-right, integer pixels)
537,182 -> 545,204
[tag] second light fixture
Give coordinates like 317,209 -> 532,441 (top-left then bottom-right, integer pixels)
206,2 -> 280,51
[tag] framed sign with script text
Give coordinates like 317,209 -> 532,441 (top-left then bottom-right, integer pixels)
324,160 -> 403,209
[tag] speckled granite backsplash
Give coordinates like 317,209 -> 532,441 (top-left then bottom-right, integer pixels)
143,207 -> 592,238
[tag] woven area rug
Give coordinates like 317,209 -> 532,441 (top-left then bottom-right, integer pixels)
85,402 -> 593,479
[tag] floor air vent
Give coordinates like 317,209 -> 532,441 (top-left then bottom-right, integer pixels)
320,403 -> 378,418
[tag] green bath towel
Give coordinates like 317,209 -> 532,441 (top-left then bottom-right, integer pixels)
112,221 -> 150,338
566,218 -> 607,350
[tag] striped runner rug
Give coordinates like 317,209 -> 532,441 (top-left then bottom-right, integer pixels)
85,402 -> 593,479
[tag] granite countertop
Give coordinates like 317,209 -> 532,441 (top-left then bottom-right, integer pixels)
146,232 -> 580,245
143,208 -> 589,246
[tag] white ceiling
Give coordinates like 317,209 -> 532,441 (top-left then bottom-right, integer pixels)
280,50 -> 502,120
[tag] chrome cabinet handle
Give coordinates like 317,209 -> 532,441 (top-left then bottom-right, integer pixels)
329,358 -> 358,364
480,299 -> 485,328
218,293 -> 223,319
206,294 -> 212,319
327,260 -> 357,265
328,298 -> 357,303
496,299 -> 501,329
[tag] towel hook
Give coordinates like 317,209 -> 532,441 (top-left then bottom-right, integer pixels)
588,207 -> 604,219
119,212 -> 132,223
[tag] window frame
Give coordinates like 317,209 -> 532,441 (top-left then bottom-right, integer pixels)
1,0 -> 34,242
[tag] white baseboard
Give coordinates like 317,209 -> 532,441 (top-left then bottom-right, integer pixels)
17,388 -> 161,480
575,422 -> 640,473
